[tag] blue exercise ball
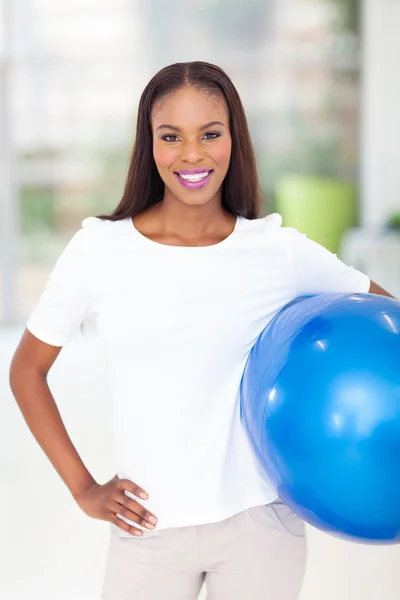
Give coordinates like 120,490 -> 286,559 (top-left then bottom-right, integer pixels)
240,292 -> 400,543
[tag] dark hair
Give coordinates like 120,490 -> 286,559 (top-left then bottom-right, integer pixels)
95,61 -> 261,221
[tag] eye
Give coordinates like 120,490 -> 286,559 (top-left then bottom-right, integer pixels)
203,132 -> 221,140
161,132 -> 221,143
161,134 -> 179,142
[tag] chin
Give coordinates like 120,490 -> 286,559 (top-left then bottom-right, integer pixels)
180,194 -> 220,208
181,193 -> 215,205
164,181 -> 221,207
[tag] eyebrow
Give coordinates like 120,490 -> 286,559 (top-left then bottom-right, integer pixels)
156,121 -> 226,132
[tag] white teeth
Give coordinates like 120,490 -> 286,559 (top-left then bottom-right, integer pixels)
178,171 -> 210,182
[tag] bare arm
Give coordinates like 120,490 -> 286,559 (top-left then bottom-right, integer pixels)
9,329 -> 97,500
368,280 -> 397,299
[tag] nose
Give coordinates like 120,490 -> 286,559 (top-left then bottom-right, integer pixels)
181,139 -> 205,164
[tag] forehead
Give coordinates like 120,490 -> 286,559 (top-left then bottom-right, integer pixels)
152,87 -> 228,129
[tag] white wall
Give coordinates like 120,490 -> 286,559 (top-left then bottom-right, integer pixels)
361,0 -> 400,227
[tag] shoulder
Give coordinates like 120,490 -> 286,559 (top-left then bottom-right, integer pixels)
239,212 -> 283,234
239,213 -> 297,242
80,216 -> 129,245
58,217 -> 129,266
81,216 -> 125,233
236,214 -> 307,256
247,214 -> 303,243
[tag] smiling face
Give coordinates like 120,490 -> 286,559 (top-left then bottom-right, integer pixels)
151,86 -> 232,209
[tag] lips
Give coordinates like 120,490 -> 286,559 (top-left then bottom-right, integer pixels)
174,170 -> 213,190
176,168 -> 212,176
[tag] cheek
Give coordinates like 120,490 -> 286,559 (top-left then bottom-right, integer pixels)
153,143 -> 176,170
210,138 -> 232,170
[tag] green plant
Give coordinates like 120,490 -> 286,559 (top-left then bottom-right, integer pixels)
324,0 -> 360,33
20,186 -> 57,232
255,106 -> 357,206
386,212 -> 400,230
85,143 -> 131,214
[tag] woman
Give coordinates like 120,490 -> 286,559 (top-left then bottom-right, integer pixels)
10,61 -> 394,600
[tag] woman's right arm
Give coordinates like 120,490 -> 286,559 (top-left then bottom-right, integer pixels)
9,329 -> 97,500
8,329 -> 158,535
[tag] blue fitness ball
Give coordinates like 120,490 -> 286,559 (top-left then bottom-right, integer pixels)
240,293 -> 400,543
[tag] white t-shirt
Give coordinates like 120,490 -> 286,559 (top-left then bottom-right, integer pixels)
26,213 -> 370,532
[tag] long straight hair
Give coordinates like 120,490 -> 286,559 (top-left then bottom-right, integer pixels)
96,61 -> 261,221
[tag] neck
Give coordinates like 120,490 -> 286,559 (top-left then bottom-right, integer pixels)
133,197 -> 237,247
151,197 -> 234,239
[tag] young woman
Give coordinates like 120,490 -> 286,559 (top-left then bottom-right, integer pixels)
10,61 -> 394,600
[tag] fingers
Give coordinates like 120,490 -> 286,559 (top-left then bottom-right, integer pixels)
114,491 -> 157,527
113,478 -> 158,535
117,477 -> 149,500
111,511 -> 146,537
112,501 -> 156,535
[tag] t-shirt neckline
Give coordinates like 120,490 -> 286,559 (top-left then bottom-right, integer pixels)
128,215 -> 243,250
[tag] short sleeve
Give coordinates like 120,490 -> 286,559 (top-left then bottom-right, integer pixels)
26,227 -> 92,347
285,227 -> 371,296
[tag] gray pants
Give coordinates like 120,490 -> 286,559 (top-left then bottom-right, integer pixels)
101,499 -> 307,600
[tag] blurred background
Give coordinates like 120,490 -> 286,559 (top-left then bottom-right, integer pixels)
1,1 -> 400,599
